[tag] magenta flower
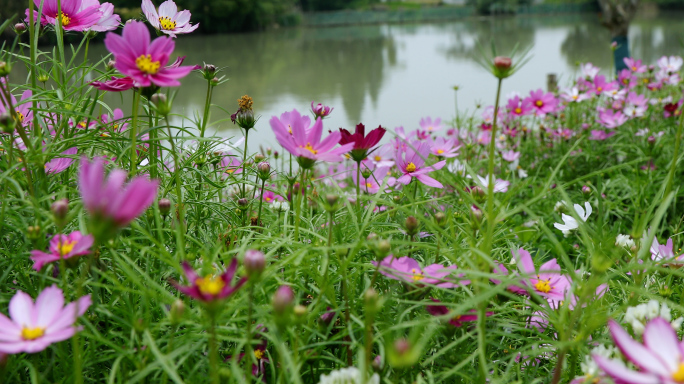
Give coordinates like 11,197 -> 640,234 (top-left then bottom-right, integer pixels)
103,20 -> 195,87
78,156 -> 159,229
0,285 -> 91,354
311,101 -> 333,119
338,123 -> 386,162
44,147 -> 77,174
142,0 -> 199,38
228,324 -> 270,380
429,137 -> 460,158
624,57 -> 647,73
589,130 -> 616,141
506,95 -> 533,117
426,299 -> 493,327
594,317 -> 684,384
26,0 -> 102,31
171,259 -> 247,302
591,75 -> 618,96
496,248 -> 571,302
371,255 -> 468,288
598,109 -> 627,129
618,69 -> 638,89
395,140 -> 446,188
89,76 -> 135,92
270,115 -> 353,169
29,231 -> 94,271
419,117 -> 443,133
100,108 -> 128,133
0,89 -> 33,128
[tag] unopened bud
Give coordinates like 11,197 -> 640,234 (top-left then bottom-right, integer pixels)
236,109 -> 256,130
372,356 -> 382,371
254,153 -> 265,164
434,212 -> 446,227
648,136 -> 656,145
151,93 -> 170,116
319,307 -> 335,326
244,249 -> 266,277
37,74 -> 49,83
211,77 -> 219,86
405,216 -> 419,236
257,162 -> 271,180
471,205 -> 483,226
158,198 -> 171,216
394,339 -> 411,355
237,198 -> 249,210
470,186 -> 486,203
293,304 -> 307,317
106,60 -> 116,71
0,61 -> 11,77
493,56 -> 512,79
581,185 -> 591,195
27,225 -> 41,240
377,240 -> 391,256
203,63 -> 217,79
14,23 -> 26,34
326,194 -> 339,207
266,147 -> 272,155
364,288 -> 379,309
361,168 -> 372,179
51,198 -> 69,223
169,299 -> 184,324
273,286 -> 295,314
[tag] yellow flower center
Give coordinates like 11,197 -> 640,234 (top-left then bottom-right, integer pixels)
265,197 -> 272,202
374,155 -> 382,161
16,111 -> 24,122
365,182 -> 373,188
196,275 -> 225,296
287,124 -> 293,134
254,349 -> 264,360
57,240 -> 76,256
534,278 -> 552,293
535,100 -> 543,107
411,268 -> 424,281
406,162 -> 416,172
135,54 -> 161,75
78,121 -> 87,128
572,95 -> 578,100
514,107 -> 522,114
452,315 -> 462,322
303,143 -> 318,155
436,149 -> 444,154
21,326 -> 45,340
596,87 -> 602,92
60,13 -> 71,26
673,362 -> 684,382
632,66 -> 637,71
159,16 -> 177,31
643,78 -> 650,84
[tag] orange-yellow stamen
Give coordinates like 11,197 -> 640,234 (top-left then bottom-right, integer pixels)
514,107 -> 522,114
411,268 -> 424,281
436,149 -> 444,155
534,277 -> 552,293
57,240 -> 76,256
60,13 -> 71,26
673,362 -> 684,382
135,54 -> 161,75
406,162 -> 417,172
254,349 -> 264,360
159,16 -> 177,30
374,155 -> 382,161
21,327 -> 45,340
303,143 -> 318,155
535,100 -> 543,107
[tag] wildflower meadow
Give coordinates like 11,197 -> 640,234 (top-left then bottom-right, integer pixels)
2,1 -> 684,383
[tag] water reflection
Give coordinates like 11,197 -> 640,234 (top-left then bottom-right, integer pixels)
12,12 -> 684,149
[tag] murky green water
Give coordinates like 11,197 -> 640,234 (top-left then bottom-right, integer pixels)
28,12 -> 684,148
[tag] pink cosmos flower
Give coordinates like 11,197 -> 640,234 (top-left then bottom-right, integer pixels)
525,89 -> 558,117
29,231 -> 94,271
0,285 -> 91,354
100,108 -> 128,134
311,101 -> 333,119
589,130 -> 616,141
260,189 -> 283,203
624,92 -> 649,118
419,117 -> 442,133
270,114 -> 353,169
351,165 -> 395,194
597,108 -> 628,129
142,0 -> 199,38
426,298 -> 492,327
372,255 -> 468,288
594,317 -> 684,384
0,90 -> 33,128
495,248 -> 571,303
501,150 -> 521,162
618,69 -> 638,89
650,236 -> 684,264
84,0 -> 120,32
103,20 -> 195,87
171,259 -> 247,302
89,76 -> 135,92
591,75 -> 618,96
26,0 -> 102,31
506,95 -> 533,117
429,137 -> 460,158
395,140 -> 446,188
475,175 -> 509,193
45,147 -> 78,174
658,55 -> 683,74
624,58 -> 647,73
78,157 -> 159,228
580,63 -> 600,79
369,142 -> 395,168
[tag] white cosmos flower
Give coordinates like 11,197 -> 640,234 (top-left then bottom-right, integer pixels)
318,367 -> 379,384
553,202 -> 592,236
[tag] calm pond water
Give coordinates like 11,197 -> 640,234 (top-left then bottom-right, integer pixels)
47,12 -> 684,148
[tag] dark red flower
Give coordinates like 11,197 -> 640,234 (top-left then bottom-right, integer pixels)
426,298 -> 493,327
338,123 -> 386,162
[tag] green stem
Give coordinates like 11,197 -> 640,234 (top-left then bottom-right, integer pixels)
165,116 -> 186,258
208,314 -> 220,384
665,110 -> 684,197
242,130 -> 249,197
245,284 -> 254,384
200,80 -> 213,138
257,179 -> 266,226
294,169 -> 305,241
328,211 -> 334,248
340,251 -> 352,367
130,89 -> 141,175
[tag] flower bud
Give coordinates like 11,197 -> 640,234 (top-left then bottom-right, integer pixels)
405,216 -> 419,236
202,63 -> 217,79
244,249 -> 266,277
169,299 -> 184,324
648,135 -> 656,145
394,339 -> 410,356
361,168 -> 372,179
236,109 -> 256,130
293,304 -> 307,317
37,74 -> 49,83
493,56 -> 512,79
0,113 -> 14,134
27,225 -> 41,240
0,61 -> 11,77
470,186 -> 486,204
106,60 -> 116,71
372,355 -> 382,371
254,153 -> 265,164
237,198 -> 249,211
158,198 -> 171,216
151,93 -> 171,116
377,239 -> 391,257
434,212 -> 446,227
211,77 -> 219,86
319,307 -> 335,326
51,198 -> 69,223
326,194 -> 339,207
364,287 -> 381,314
266,147 -> 272,155
257,162 -> 271,180
581,185 -> 591,195
470,205 -> 483,227
273,286 -> 295,314
14,23 -> 26,34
